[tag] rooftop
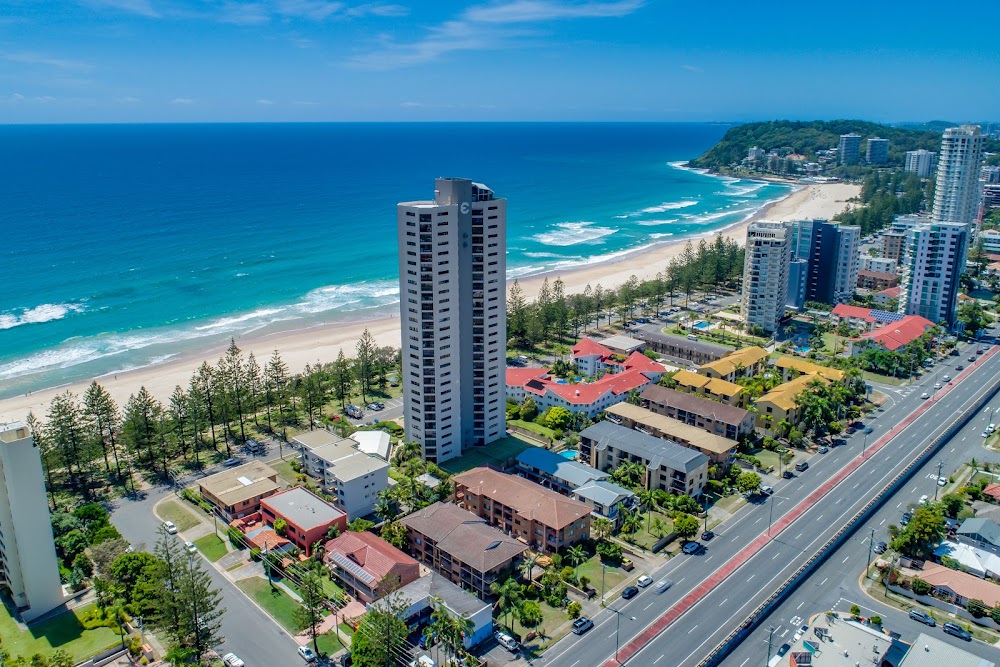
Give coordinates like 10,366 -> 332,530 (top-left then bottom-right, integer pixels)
861,315 -> 935,351
632,330 -> 732,357
901,632 -> 995,667
912,562 -> 1000,607
933,540 -> 1000,578
452,468 -> 592,529
598,335 -> 646,354
309,438 -> 389,481
371,570 -> 490,620
773,356 -> 846,382
775,614 -> 905,667
573,480 -> 634,507
400,502 -> 527,572
758,374 -> 830,412
199,461 -> 279,507
515,447 -> 608,488
324,530 -> 419,588
604,403 -> 737,455
261,487 -> 346,531
640,384 -> 752,426
957,517 -> 1000,546
579,420 -> 709,473
698,346 -> 769,378
292,429 -> 343,450
511,367 -> 654,406
351,431 -> 391,460
672,369 -> 744,398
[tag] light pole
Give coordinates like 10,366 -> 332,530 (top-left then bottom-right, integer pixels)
767,494 -> 790,537
609,608 -> 636,665
862,430 -> 870,458
765,625 -> 777,664
934,461 -> 945,502
262,543 -> 273,589
865,528 -> 875,579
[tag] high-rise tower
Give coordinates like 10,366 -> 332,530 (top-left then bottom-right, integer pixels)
742,221 -> 791,333
397,178 -> 507,463
932,125 -> 985,229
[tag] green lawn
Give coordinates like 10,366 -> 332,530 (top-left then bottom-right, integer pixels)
754,449 -> 794,474
286,576 -> 344,602
575,556 -> 627,596
315,631 -> 346,656
237,577 -> 304,633
508,419 -> 559,441
157,500 -> 201,532
503,601 -> 569,650
193,534 -> 229,562
0,602 -> 121,663
272,460 -> 304,486
439,434 -> 539,474
624,511 -> 674,551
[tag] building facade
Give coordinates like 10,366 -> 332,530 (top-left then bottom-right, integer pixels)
397,177 -> 506,463
898,221 -> 969,327
786,258 -> 807,310
905,149 -> 937,178
742,221 -> 791,332
259,487 -> 347,556
640,384 -> 755,441
863,256 -> 897,274
866,137 -> 889,165
932,125 -> 985,230
630,330 -> 730,365
789,219 -> 860,305
293,430 -> 389,519
0,423 -> 64,621
839,133 -> 861,165
323,531 -> 421,603
199,461 -> 280,520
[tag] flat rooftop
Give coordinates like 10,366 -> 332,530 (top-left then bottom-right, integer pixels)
199,460 -> 279,506
774,613 -> 906,667
261,487 -> 345,531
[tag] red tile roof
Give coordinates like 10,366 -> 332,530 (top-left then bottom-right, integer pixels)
621,351 -> 661,373
831,304 -> 876,323
572,337 -> 613,358
324,531 -> 420,588
984,484 -> 1000,502
505,367 -> 550,385
861,315 -> 935,351
877,286 -> 902,298
508,368 -> 652,405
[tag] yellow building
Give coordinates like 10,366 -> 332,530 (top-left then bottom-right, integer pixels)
754,374 -> 830,430
699,346 -> 770,382
773,356 -> 846,383
672,369 -> 747,407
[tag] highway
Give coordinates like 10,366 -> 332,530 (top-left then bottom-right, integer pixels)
543,344 -> 1000,667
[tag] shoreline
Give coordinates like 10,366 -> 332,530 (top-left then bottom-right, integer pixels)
0,181 -> 859,424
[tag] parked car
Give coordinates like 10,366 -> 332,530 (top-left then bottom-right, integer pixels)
702,530 -> 715,541
873,541 -> 887,554
817,446 -> 829,454
909,609 -> 936,626
862,426 -> 873,434
185,541 -> 197,554
919,495 -> 929,505
572,617 -> 595,635
943,622 -> 972,641
298,645 -> 318,662
760,486 -> 774,496
782,470 -> 793,479
794,461 -> 809,472
222,654 -> 245,667
163,520 -> 178,535
223,457 -> 242,467
494,631 -> 519,652
937,477 -> 947,487
776,643 -> 791,657
409,656 -> 436,667
901,512 -> 912,526
621,585 -> 639,600
655,579 -> 673,593
682,541 -> 701,555
956,364 -> 964,370
637,575 -> 653,588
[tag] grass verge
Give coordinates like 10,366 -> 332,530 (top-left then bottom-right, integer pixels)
0,602 -> 120,663
157,500 -> 201,532
237,577 -> 304,633
193,534 -> 229,562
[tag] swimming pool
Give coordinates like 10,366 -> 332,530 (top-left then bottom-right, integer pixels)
559,450 -> 578,460
692,320 -> 712,331
795,346 -> 811,354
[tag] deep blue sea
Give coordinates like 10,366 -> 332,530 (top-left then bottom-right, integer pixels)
0,123 -> 792,397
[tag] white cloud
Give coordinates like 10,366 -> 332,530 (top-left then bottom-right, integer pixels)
350,0 -> 642,69
345,3 -> 409,17
256,98 -> 275,105
5,52 -> 94,71
171,97 -> 194,105
80,0 -> 160,18
276,0 -> 344,20
218,2 -> 271,25
400,101 -> 423,107
680,64 -> 703,73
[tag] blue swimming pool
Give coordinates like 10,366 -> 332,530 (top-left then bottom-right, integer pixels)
559,450 -> 578,460
795,346 -> 811,354
692,320 -> 712,331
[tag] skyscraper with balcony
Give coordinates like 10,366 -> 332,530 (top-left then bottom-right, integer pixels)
898,221 -> 968,328
788,219 -> 860,305
932,125 -> 985,230
397,178 -> 507,463
866,137 -> 889,165
0,422 -> 64,621
742,221 -> 791,333
839,133 -> 861,165
905,149 -> 937,178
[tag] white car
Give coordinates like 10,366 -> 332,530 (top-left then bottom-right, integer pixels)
409,656 -> 436,667
637,575 -> 653,588
222,653 -> 245,667
163,520 -> 178,535
937,477 -> 947,487
184,541 -> 197,553
297,646 -> 317,662
919,495 -> 929,505
920,393 -> 930,399
494,631 -> 519,652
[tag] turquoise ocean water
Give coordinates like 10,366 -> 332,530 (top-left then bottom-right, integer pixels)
0,123 -> 792,397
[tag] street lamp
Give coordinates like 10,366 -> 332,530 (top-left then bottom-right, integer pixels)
767,494 -> 792,537
862,430 -> 870,458
262,543 -> 273,589
609,608 -> 636,665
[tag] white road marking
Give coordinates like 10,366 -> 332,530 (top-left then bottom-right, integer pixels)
842,555 -> 850,563
688,625 -> 698,634
879,518 -> 886,526
795,532 -> 803,540
739,659 -> 749,667
796,601 -> 805,610
747,574 -> 755,582
754,517 -> 763,524
820,577 -> 829,586
896,502 -> 902,508
720,598 -> 728,607
654,656 -> 664,665
644,602 -> 655,611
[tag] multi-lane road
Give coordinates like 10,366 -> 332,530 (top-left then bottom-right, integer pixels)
544,344 -> 1000,667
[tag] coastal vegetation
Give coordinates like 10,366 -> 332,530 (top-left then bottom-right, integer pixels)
832,170 -> 928,235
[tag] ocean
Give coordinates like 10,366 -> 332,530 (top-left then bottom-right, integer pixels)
0,123 -> 792,398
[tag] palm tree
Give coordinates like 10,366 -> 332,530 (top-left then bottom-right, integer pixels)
519,554 -> 539,584
566,544 -> 587,578
490,579 -> 522,632
621,510 -> 642,536
593,517 -> 614,540
637,489 -> 656,531
374,497 -> 394,523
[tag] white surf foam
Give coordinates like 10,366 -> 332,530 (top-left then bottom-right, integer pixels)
0,302 -> 86,330
531,221 -> 617,246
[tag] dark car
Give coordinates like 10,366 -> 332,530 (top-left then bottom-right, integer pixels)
862,426 -> 874,434
621,586 -> 639,600
776,643 -> 791,658
782,470 -> 793,479
682,541 -> 701,555
702,530 -> 715,541
901,512 -> 912,526
874,541 -> 887,554
943,622 -> 972,641
572,618 -> 594,635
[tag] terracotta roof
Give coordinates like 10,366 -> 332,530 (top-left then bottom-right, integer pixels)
505,367 -> 550,385
773,356 -> 846,382
324,531 -> 420,587
877,286 -> 902,298
572,337 -> 613,358
832,303 -> 877,323
604,403 -> 738,455
758,374 -> 829,412
509,368 -> 652,405
917,562 -> 1000,607
673,370 -> 744,398
640,384 -> 752,426
245,528 -> 291,552
400,502 -> 527,573
699,346 -> 768,377
621,351 -> 662,373
453,467 -> 592,530
861,315 -> 935,351
984,484 -> 1000,502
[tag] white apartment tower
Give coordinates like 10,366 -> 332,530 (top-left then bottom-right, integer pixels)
932,125 -> 985,230
397,178 -> 507,463
905,149 -> 937,179
898,221 -> 968,328
0,422 -> 64,621
742,221 -> 791,333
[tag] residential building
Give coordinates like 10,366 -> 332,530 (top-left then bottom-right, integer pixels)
604,402 -> 739,463
866,137 -> 889,165
857,269 -> 900,291
293,430 -> 389,519
400,502 -> 527,599
671,369 -> 746,406
578,421 -> 709,496
593,334 -> 645,357
0,422 -> 64,621
789,219 -> 861,305
873,285 -> 902,308
571,481 -> 635,526
775,613 -> 908,667
984,165 -> 1000,184
984,184 -> 1000,211
839,133 -> 861,165
934,541 -> 1000,580
350,431 -> 391,461
955,517 -> 1000,556
881,230 -> 907,264
863,256 -> 897,274
900,633 -> 997,667
979,230 -> 1000,254
569,337 -> 658,379
630,330 -> 731,365
772,356 -> 846,383
742,221 -> 791,332
199,460 -> 279,520
397,177 -> 506,463
259,487 -> 347,556
514,447 -> 608,494
907,562 -> 1000,609
452,467 -> 592,554
747,146 -> 766,161
323,531 -> 420,603
831,304 -> 908,331
905,149 -> 937,178
372,571 -> 493,648
640,384 -> 756,440
849,314 -> 936,355
755,374 -> 830,431
698,346 -> 769,382
786,257 -> 807,310
932,125 -> 985,230
898,221 -> 968,327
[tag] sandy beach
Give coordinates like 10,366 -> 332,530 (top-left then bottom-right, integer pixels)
0,181 -> 859,424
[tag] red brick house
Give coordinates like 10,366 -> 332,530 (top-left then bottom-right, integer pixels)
260,487 -> 347,556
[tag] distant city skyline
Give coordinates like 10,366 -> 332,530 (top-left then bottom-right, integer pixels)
2,0 -> 999,123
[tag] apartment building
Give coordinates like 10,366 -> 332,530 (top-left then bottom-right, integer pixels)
604,402 -> 738,464
199,460 -> 280,520
397,177 -> 507,463
905,149 -> 937,178
639,384 -> 755,441
742,221 -> 791,332
401,502 -> 527,600
898,221 -> 968,327
698,346 -> 769,382
789,219 -> 861,305
323,531 -> 420,603
866,137 -> 889,164
452,468 -> 591,554
292,430 -> 388,519
0,422 -> 64,621
932,125 -> 985,230
671,369 -> 746,406
630,330 -> 730,365
839,133 -> 861,165
259,487 -> 347,556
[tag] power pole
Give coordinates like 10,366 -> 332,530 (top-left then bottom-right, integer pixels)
765,625 -> 777,664
934,460 -> 944,501
866,527 -> 875,579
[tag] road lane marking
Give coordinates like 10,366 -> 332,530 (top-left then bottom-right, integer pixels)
747,574 -> 756,582
896,502 -> 902,508
654,656 -> 664,664
821,577 -> 828,586
720,598 -> 728,607
739,659 -> 749,667
842,556 -> 850,563
879,518 -> 885,525
688,625 -> 698,634
796,601 -> 804,610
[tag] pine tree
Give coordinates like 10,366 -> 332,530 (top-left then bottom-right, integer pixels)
264,349 -> 290,437
177,554 -> 225,661
507,280 -> 528,345
196,362 -> 220,452
221,338 -> 248,444
294,571 -> 326,655
245,352 -> 263,427
169,386 -> 190,461
83,381 -> 113,475
45,391 -> 91,498
355,329 -> 377,402
25,411 -> 56,510
332,349 -> 354,409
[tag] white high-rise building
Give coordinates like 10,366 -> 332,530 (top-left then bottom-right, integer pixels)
898,221 -> 968,328
932,125 -> 985,230
0,422 -> 64,621
742,221 -> 791,333
905,149 -> 937,179
397,178 -> 507,463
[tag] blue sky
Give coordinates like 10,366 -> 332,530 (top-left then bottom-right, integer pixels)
2,0 -> 997,123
